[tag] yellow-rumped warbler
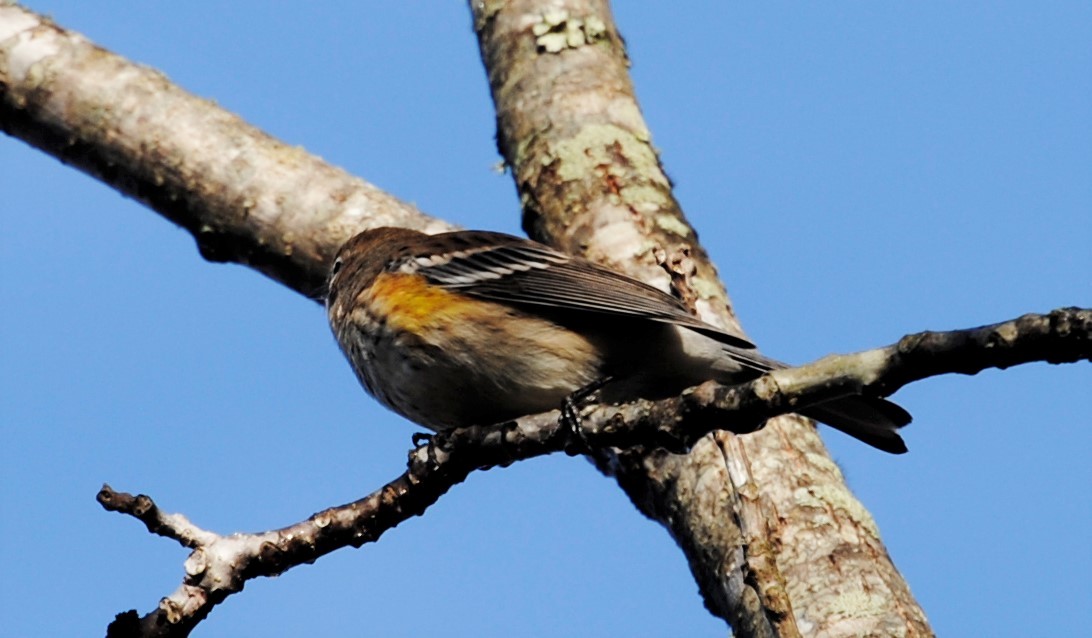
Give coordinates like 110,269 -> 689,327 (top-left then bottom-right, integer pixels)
326,227 -> 910,453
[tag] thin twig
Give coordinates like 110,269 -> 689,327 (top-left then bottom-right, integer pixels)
102,307 -> 1090,637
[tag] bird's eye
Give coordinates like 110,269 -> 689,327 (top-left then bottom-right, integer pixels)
331,257 -> 343,276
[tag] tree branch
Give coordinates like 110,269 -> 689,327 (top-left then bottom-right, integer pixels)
0,3 -> 452,298
100,307 -> 1090,636
471,1 -> 927,634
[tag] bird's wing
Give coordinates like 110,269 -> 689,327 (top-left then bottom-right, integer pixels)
401,231 -> 756,350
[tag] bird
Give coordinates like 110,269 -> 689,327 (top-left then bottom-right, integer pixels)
325,227 -> 911,453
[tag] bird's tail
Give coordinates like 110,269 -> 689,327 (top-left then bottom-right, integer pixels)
715,343 -> 912,454
801,396 -> 911,454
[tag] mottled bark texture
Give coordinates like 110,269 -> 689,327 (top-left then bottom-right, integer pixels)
0,4 -> 453,298
470,1 -> 930,635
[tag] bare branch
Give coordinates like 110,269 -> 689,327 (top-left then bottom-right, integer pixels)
0,3 -> 452,298
100,307 -> 1089,636
471,1 -> 919,634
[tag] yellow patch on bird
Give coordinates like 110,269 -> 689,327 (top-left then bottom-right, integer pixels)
365,272 -> 482,332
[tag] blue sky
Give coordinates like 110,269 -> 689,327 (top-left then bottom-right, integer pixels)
2,3 -> 1090,636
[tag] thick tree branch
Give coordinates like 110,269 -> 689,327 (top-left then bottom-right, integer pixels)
0,3 -> 452,297
100,307 -> 1090,636
471,1 -> 930,635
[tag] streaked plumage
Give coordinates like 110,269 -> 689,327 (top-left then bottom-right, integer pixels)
326,227 -> 911,453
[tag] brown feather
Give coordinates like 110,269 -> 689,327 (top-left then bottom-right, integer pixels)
402,231 -> 756,350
